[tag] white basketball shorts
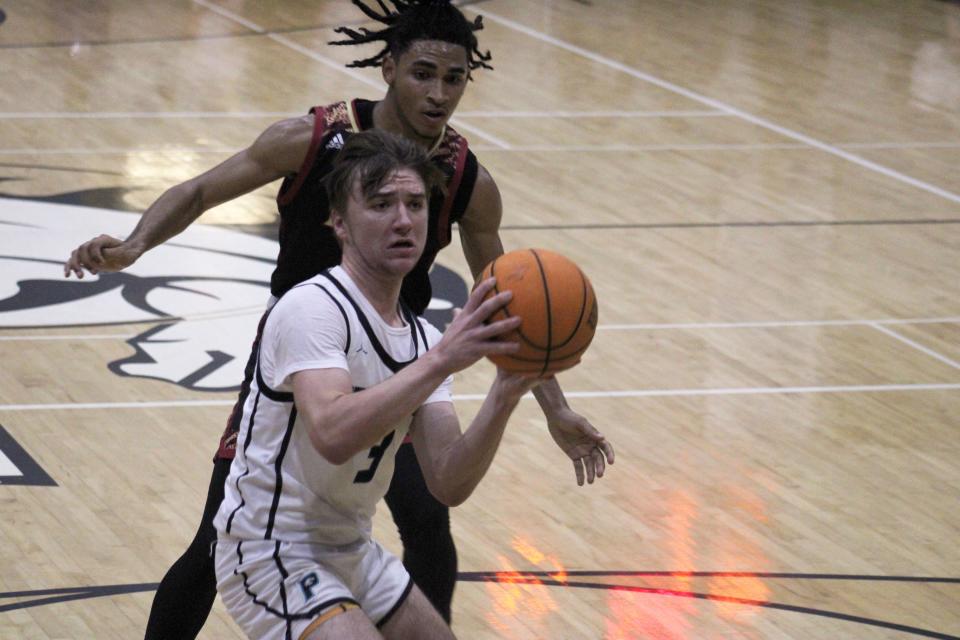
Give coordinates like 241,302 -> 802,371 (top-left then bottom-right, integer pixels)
215,537 -> 412,640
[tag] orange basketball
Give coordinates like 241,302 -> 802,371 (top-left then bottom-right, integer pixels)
477,248 -> 598,376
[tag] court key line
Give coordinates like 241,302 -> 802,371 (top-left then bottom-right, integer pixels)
2,383 -> 959,412
468,7 -> 960,205
190,0 -> 511,150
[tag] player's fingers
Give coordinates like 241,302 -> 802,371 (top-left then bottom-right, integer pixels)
472,289 -> 512,322
76,244 -> 99,274
65,250 -> 84,279
476,315 -> 520,338
598,439 -> 615,465
593,447 -> 606,478
481,340 -> 520,356
584,455 -> 596,484
464,277 -> 496,313
573,457 -> 585,486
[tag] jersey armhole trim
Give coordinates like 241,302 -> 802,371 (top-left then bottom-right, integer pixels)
438,140 -> 470,247
348,98 -> 362,132
277,106 -> 327,206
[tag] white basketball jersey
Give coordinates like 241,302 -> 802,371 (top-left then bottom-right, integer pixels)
214,266 -> 451,548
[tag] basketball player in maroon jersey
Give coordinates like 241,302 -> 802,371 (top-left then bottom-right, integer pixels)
64,2 -> 614,638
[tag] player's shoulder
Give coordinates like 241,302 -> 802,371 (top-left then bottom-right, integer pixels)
261,113 -> 315,146
256,99 -> 353,152
282,274 -> 337,302
272,276 -> 346,322
250,114 -> 315,170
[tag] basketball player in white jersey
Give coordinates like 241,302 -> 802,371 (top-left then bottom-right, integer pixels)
214,129 -> 540,639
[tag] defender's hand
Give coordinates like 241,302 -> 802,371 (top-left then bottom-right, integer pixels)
547,407 -> 615,486
64,235 -> 141,278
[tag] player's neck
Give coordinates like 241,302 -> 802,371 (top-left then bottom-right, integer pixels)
372,97 -> 440,151
340,260 -> 405,328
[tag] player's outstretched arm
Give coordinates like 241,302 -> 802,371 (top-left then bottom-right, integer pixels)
410,369 -> 538,507
294,279 -> 522,465
63,115 -> 314,278
458,164 -> 615,486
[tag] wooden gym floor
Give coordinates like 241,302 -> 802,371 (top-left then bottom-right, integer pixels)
1,1 -> 959,638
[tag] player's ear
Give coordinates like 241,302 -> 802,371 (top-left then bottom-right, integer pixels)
331,209 -> 347,244
381,54 -> 396,85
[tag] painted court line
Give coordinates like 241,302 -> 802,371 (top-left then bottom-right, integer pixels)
454,109 -> 729,118
0,334 -> 135,341
451,383 -> 960,402
599,316 -> 960,331
1,316 -> 958,341
0,400 -> 237,412
0,109 -> 730,120
0,111 -> 299,119
0,146 -> 243,156
473,142 -> 809,153
6,141 -> 959,156
2,383 -> 958,412
469,7 -> 960,205
870,324 -> 960,371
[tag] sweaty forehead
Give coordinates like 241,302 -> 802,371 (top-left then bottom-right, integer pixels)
400,39 -> 468,69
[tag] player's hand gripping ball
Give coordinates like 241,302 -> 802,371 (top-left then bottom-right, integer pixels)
477,248 -> 598,376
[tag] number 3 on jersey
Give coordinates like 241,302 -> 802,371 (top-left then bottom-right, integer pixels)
353,430 -> 395,483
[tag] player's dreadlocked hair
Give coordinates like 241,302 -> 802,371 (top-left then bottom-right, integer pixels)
330,0 -> 493,74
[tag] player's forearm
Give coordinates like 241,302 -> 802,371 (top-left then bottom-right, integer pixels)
432,380 -> 522,506
305,353 -> 451,464
533,376 -> 569,417
125,181 -> 206,255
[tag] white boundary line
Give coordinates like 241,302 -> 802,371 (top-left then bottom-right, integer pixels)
0,146 -> 243,156
0,111 -> 300,119
0,400 -> 236,411
190,0 -> 510,150
457,109 -> 729,118
452,383 -> 960,402
467,7 -> 960,205
6,141 -> 960,156
0,334 -> 135,341
599,316 -> 960,330
2,382 -> 959,411
0,109 -> 729,120
2,315 -> 958,340
870,324 -> 960,371
843,142 -> 960,150
472,142 -> 809,153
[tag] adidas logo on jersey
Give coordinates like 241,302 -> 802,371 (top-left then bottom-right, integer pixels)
327,133 -> 345,150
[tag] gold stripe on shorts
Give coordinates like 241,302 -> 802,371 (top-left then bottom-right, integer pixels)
298,602 -> 360,639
